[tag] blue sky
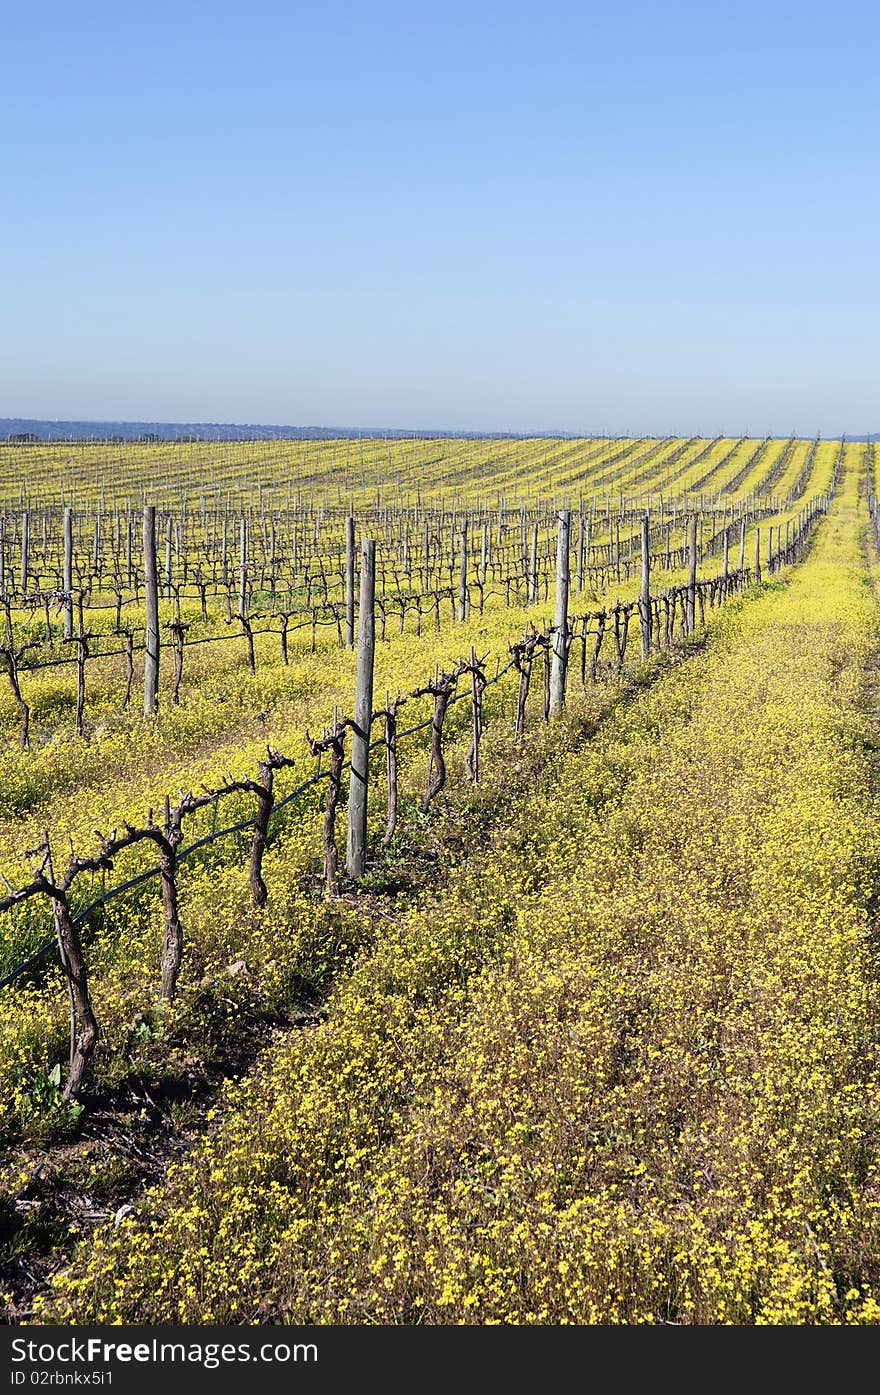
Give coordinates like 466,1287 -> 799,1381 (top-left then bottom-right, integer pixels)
2,1 -> 878,434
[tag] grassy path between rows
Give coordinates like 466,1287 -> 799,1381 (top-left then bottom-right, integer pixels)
23,459 -> 880,1324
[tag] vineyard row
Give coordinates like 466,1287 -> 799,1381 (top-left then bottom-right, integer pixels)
0,488 -> 833,1104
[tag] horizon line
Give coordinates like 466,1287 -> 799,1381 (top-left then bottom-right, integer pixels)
0,418 -> 872,443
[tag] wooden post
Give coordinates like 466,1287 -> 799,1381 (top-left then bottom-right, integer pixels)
238,516 -> 247,618
143,505 -> 160,715
346,539 -> 376,879
529,521 -> 539,604
63,507 -> 74,640
549,510 -> 570,716
576,513 -> 585,593
345,514 -> 355,647
19,511 -> 29,596
739,519 -> 746,574
639,515 -> 651,658
458,520 -> 468,622
722,526 -> 729,596
520,505 -> 528,581
755,526 -> 762,583
686,514 -> 697,633
164,514 -> 173,600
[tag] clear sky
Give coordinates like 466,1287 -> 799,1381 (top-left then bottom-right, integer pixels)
2,0 -> 878,435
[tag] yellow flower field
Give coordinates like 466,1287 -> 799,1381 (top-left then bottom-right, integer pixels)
0,439 -> 872,1323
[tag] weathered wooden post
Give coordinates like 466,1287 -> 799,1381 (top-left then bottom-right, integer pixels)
63,507 -> 74,640
754,526 -> 762,583
739,519 -> 746,575
143,505 -> 160,715
458,520 -> 468,622
267,518 -> 277,603
19,511 -> 29,596
346,539 -> 376,879
238,516 -> 248,618
722,526 -> 729,596
126,514 -> 134,587
576,513 -> 584,593
525,521 -> 537,604
519,504 -> 528,580
686,514 -> 697,633
549,510 -> 570,716
345,514 -> 355,647
639,515 -> 651,658
164,514 -> 173,600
